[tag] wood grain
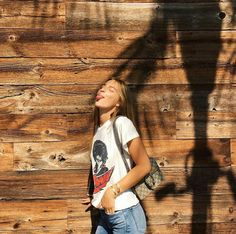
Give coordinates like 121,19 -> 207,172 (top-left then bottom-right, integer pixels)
14,141 -> 91,171
176,112 -> 236,139
0,143 -> 13,171
13,139 -> 230,172
0,113 -> 93,142
0,0 -> 235,232
0,168 -> 235,200
0,200 -> 67,231
0,1 -> 65,29
66,2 -> 235,30
0,84 -> 232,114
0,58 -> 233,85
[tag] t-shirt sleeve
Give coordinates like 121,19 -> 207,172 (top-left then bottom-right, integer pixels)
116,116 -> 140,149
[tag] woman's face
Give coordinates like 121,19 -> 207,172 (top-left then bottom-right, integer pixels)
95,80 -> 121,110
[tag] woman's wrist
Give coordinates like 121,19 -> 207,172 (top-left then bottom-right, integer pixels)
110,183 -> 121,198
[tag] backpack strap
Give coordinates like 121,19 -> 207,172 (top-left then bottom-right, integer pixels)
112,116 -> 131,173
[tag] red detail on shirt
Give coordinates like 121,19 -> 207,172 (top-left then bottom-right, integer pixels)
93,166 -> 114,194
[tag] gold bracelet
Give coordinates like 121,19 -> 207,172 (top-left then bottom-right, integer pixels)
111,186 -> 118,198
116,183 -> 121,194
111,183 -> 121,198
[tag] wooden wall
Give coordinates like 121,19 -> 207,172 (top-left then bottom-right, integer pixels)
0,0 -> 235,233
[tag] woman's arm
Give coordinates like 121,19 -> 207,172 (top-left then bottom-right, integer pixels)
101,137 -> 151,213
116,137 -> 151,192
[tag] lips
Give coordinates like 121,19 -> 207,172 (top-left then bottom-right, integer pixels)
95,94 -> 104,101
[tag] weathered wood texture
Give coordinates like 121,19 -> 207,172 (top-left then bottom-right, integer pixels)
0,0 -> 235,233
0,30 -> 235,61
66,2 -> 235,30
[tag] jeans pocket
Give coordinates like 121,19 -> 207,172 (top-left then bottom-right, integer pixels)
131,204 -> 147,233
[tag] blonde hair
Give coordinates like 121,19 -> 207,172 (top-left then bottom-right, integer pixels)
93,78 -> 135,133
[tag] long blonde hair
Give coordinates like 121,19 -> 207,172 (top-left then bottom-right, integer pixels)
93,78 -> 135,133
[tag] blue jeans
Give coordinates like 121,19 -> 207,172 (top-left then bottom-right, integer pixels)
95,203 -> 146,234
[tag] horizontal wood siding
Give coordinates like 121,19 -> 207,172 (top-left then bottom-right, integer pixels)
0,0 -> 235,233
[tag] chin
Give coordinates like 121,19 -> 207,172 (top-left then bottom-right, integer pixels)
95,102 -> 102,108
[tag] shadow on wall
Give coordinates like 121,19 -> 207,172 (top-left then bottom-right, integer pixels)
103,1 -> 236,234
5,0 -> 234,233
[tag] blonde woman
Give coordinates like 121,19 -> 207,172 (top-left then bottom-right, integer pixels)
83,78 -> 151,234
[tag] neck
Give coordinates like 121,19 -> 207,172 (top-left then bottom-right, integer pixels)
99,107 -> 116,126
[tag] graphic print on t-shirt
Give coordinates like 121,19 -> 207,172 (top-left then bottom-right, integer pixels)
92,140 -> 114,194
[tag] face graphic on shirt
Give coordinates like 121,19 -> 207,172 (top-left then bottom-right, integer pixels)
92,140 -> 114,194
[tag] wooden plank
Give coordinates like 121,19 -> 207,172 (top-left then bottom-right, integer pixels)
0,1 -> 65,29
14,141 -> 91,171
144,139 -> 231,168
66,2 -> 236,30
0,84 -> 232,114
176,112 -> 236,139
0,29 -> 175,58
176,30 -> 236,63
0,85 -> 95,114
0,57 -> 232,85
171,223 -> 236,234
231,139 -> 236,166
0,29 -> 235,62
142,194 -> 236,225
13,139 -> 230,171
176,84 -> 232,112
0,169 -> 89,200
158,167 -> 236,196
0,200 -> 67,231
0,167 -> 235,200
0,143 -> 13,171
0,113 -> 93,142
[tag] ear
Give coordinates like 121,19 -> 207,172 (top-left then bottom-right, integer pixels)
115,103 -> 120,107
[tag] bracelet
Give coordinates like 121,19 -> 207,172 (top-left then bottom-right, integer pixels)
116,183 -> 121,194
111,183 -> 121,198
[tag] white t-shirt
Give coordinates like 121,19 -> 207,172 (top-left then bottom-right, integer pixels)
90,116 -> 140,210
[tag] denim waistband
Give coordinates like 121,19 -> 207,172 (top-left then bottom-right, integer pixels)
98,202 -> 140,214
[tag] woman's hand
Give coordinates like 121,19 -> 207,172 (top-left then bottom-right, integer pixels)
81,195 -> 93,212
101,187 -> 115,214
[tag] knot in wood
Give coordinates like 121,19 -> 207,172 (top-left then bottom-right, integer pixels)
13,221 -> 21,229
27,147 -> 32,153
229,207 -> 234,213
58,153 -> 66,162
8,34 -> 17,42
218,12 -> 226,20
49,154 -> 56,160
173,212 -> 179,218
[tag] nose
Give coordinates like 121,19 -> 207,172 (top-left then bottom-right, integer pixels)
98,85 -> 106,93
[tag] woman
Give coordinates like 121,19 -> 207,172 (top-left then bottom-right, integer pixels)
83,78 -> 151,233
